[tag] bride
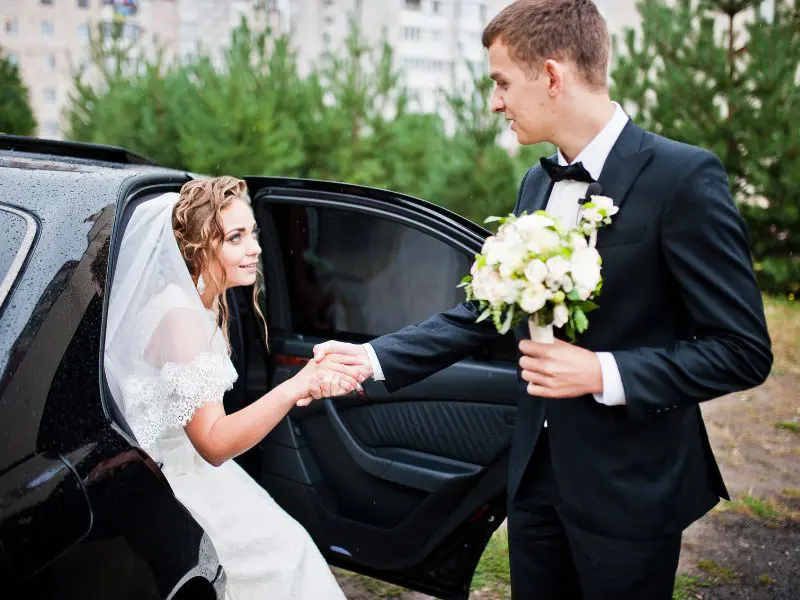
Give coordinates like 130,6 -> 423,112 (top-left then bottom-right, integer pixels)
105,177 -> 362,599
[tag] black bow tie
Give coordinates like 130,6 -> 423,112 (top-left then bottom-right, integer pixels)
540,157 -> 596,184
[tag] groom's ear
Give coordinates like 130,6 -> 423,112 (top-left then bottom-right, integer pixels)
543,59 -> 565,97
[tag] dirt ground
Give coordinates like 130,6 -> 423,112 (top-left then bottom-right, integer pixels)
336,301 -> 800,599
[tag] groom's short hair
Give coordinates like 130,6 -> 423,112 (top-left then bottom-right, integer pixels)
482,0 -> 610,88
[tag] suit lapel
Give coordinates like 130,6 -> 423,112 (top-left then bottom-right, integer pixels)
519,158 -> 554,215
596,121 -> 653,215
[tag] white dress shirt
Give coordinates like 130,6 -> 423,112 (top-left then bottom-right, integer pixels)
363,102 -> 630,407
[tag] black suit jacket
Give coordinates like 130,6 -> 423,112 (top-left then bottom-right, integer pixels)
370,121 -> 773,539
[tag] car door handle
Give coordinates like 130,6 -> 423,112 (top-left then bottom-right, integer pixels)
323,399 -> 482,494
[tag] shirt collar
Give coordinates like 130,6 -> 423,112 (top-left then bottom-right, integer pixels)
557,102 -> 629,180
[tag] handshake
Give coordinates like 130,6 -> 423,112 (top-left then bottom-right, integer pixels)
293,341 -> 374,407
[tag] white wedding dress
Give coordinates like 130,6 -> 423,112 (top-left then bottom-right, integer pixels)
104,193 -> 346,600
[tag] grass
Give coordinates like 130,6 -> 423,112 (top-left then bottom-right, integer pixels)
775,420 -> 799,433
696,559 -> 738,584
672,573 -> 712,600
470,526 -> 511,594
721,493 -> 782,520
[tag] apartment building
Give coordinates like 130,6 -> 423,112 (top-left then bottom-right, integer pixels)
1,0 -> 182,138
0,0 -> 286,139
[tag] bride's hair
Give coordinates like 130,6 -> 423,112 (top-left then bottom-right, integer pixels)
173,176 -> 268,351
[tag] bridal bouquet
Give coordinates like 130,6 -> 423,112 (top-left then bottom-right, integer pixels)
459,197 -> 618,343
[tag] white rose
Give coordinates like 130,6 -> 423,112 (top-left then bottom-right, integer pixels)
524,259 -> 548,284
520,284 -> 552,314
591,195 -> 619,218
570,232 -> 588,251
527,228 -> 561,254
502,279 -> 525,305
546,256 -> 570,279
515,213 -> 556,239
570,247 -> 602,299
553,303 -> 569,328
580,207 -> 602,223
498,240 -> 527,278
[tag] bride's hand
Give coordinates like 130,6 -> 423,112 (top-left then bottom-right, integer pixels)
292,358 -> 363,407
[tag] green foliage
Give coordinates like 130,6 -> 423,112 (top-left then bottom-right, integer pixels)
0,47 -> 36,136
611,0 -> 800,293
63,19 -> 545,225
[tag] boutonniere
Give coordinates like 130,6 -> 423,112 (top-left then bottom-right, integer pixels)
578,196 -> 618,247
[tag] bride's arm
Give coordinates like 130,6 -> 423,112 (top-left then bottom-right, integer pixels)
186,360 -> 360,467
152,308 -> 362,467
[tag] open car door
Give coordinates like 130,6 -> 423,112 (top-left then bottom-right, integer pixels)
233,178 -> 523,599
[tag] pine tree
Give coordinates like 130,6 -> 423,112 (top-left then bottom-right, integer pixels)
611,0 -> 800,293
0,47 -> 37,136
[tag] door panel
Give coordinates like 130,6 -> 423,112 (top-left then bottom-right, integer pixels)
244,178 -> 521,598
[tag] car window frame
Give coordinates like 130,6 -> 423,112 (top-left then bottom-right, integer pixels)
0,204 -> 38,311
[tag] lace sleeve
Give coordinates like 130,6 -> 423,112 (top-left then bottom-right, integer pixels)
160,352 -> 238,429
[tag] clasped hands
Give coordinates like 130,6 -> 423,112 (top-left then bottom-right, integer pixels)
293,348 -> 373,407
306,338 -> 603,400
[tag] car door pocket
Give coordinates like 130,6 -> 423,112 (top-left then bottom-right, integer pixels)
324,399 -> 482,493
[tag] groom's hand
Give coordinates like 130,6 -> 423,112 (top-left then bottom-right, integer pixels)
312,340 -> 374,381
519,339 -> 603,398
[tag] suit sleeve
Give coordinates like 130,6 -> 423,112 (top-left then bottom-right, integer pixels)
613,151 -> 773,418
370,167 -> 535,392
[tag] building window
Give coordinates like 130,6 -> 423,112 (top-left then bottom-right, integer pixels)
43,121 -> 60,138
44,87 -> 57,104
479,3 -> 487,21
7,51 -> 18,66
405,0 -> 421,11
78,0 -> 90,8
5,17 -> 19,34
403,27 -> 421,41
41,0 -> 54,5
44,53 -> 56,71
41,21 -> 55,37
432,1 -> 441,14
77,24 -> 90,40
122,23 -> 141,41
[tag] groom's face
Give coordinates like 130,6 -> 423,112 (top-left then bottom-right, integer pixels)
488,40 -> 555,145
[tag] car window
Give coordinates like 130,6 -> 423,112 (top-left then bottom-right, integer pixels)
0,205 -> 37,308
268,203 -> 471,339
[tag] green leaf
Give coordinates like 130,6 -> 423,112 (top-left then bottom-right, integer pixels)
476,307 -> 492,323
567,288 -> 582,302
573,308 -> 589,333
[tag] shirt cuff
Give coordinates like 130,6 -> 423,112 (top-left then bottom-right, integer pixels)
362,343 -> 385,381
593,352 -> 626,406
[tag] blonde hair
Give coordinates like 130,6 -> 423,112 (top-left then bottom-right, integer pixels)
172,176 -> 268,352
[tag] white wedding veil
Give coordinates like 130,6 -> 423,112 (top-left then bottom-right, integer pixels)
104,192 -> 236,455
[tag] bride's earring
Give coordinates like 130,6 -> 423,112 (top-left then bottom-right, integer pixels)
196,274 -> 206,294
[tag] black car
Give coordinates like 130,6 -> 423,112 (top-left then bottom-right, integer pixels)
0,135 -> 523,599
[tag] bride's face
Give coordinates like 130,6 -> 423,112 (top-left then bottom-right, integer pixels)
215,198 -> 261,289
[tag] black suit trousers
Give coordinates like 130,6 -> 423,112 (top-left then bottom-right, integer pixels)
507,429 -> 682,600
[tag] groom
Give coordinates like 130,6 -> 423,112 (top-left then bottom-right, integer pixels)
313,1 -> 772,598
